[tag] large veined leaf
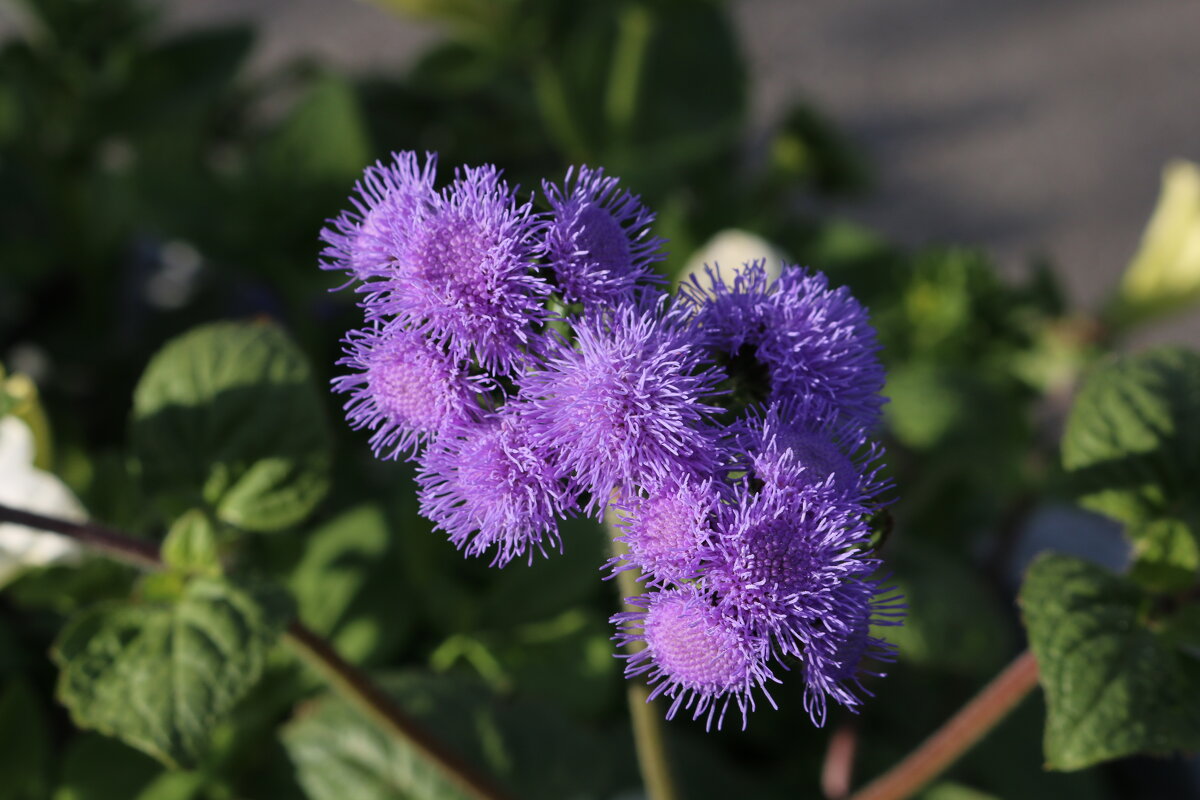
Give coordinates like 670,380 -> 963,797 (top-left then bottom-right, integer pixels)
1019,553 -> 1200,770
53,577 -> 292,768
131,320 -> 331,532
1061,347 -> 1200,589
1062,347 -> 1200,527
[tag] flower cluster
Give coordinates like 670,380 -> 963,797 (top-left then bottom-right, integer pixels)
323,151 -> 902,729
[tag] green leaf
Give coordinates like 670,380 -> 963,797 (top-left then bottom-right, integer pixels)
52,734 -> 164,800
1019,553 -> 1200,770
288,504 -> 413,665
161,510 -> 222,577
131,320 -> 332,532
879,544 -> 1012,675
282,672 -> 623,800
0,677 -> 50,800
615,1 -> 745,165
260,72 -> 370,188
919,783 -> 999,800
53,577 -> 294,768
1128,517 -> 1200,593
1061,347 -> 1200,532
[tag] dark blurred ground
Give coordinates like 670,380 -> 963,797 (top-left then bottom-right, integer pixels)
163,0 -> 1200,343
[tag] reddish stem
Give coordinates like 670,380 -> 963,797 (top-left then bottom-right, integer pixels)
848,650 -> 1040,800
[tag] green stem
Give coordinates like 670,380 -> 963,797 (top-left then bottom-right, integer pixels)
532,59 -> 591,161
0,503 -> 513,800
607,516 -> 682,800
605,4 -> 653,141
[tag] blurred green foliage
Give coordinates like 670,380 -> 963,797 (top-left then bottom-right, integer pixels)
2,0 -> 1199,798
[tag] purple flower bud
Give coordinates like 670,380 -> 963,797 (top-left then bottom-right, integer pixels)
363,164 -> 549,373
320,151 -> 439,282
615,585 -> 778,730
682,262 -> 886,429
540,165 -> 665,306
609,476 -> 722,586
332,321 -> 489,460
416,410 -> 576,566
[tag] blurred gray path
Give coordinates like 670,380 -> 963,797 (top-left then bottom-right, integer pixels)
738,0 -> 1200,343
165,0 -> 1200,342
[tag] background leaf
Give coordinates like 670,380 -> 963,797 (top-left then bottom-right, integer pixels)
130,320 -> 332,532
0,677 -> 51,800
1061,347 -> 1200,531
287,504 -> 414,666
281,671 -> 627,800
161,510 -> 221,577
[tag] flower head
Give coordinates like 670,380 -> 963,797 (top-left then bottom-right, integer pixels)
332,321 -> 489,460
733,397 -> 889,506
610,476 -> 721,585
702,480 -> 899,724
365,164 -> 549,373
683,262 -> 886,429
519,299 -> 724,514
320,151 -> 438,282
706,481 -> 877,645
540,166 -> 665,306
615,585 -> 777,730
799,578 -> 904,725
416,410 -> 575,566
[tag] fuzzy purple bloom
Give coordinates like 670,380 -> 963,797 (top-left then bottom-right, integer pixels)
363,164 -> 549,373
332,321 -> 489,460
519,299 -> 725,515
609,476 -> 721,586
799,578 -> 904,725
539,165 -> 665,306
682,262 -> 886,429
320,151 -> 438,282
416,410 -> 574,566
702,478 -> 894,723
614,585 -> 778,730
322,153 -> 902,730
733,397 -> 889,507
706,481 -> 876,635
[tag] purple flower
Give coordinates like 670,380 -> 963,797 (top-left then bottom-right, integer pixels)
702,480 -> 898,724
332,321 -> 489,460
539,166 -> 665,306
733,397 -> 889,507
614,585 -> 777,730
364,164 -> 549,373
609,476 -> 721,586
320,151 -> 438,282
321,153 -> 902,729
800,578 -> 904,725
416,409 -> 575,566
519,299 -> 725,514
682,262 -> 886,429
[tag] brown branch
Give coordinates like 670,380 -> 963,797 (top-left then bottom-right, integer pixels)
0,504 -> 161,569
821,719 -> 859,799
0,503 -> 513,800
847,650 -> 1040,800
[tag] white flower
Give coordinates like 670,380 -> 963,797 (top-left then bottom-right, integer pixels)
0,415 -> 85,586
1112,160 -> 1200,325
677,229 -> 788,286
